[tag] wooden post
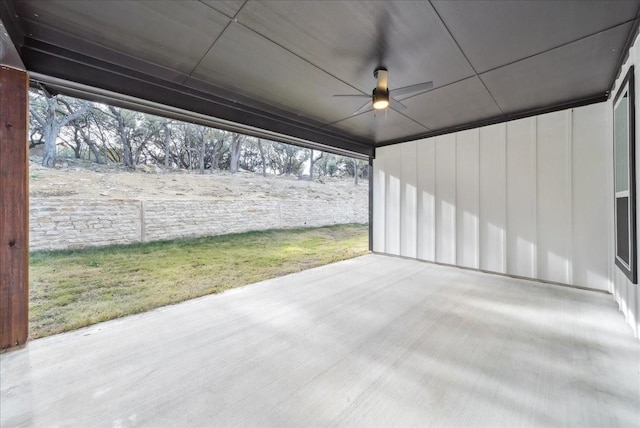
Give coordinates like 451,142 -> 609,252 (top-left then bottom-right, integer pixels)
0,66 -> 29,352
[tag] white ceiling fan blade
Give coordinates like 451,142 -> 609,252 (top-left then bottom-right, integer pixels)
352,100 -> 372,115
390,81 -> 433,96
333,94 -> 371,98
390,97 -> 407,110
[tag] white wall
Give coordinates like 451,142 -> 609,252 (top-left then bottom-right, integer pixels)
373,104 -> 611,292
609,34 -> 640,339
373,40 -> 640,343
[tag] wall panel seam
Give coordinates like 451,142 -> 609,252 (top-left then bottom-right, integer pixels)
476,129 -> 480,268
568,109 -> 574,285
432,140 -> 437,260
454,133 -> 458,265
503,123 -> 508,272
533,116 -> 540,278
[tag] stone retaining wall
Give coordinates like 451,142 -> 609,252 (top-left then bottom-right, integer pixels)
29,198 -> 368,251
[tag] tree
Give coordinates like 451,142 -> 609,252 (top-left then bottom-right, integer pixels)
108,106 -> 134,167
70,107 -> 107,164
205,129 -> 228,171
326,157 -> 338,177
269,143 -> 308,175
29,90 -> 90,167
107,106 -> 163,168
59,126 -> 83,159
236,137 -> 260,173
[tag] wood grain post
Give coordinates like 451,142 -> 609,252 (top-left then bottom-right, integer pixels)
0,66 -> 29,352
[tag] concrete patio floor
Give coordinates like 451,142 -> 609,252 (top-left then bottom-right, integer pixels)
1,254 -> 639,427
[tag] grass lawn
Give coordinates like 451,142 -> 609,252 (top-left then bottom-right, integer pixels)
29,224 -> 369,339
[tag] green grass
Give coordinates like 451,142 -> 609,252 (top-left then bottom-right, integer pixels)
29,224 -> 369,339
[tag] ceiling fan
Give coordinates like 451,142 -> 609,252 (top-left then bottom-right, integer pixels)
334,67 -> 434,115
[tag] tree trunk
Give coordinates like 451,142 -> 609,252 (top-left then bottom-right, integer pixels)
41,128 -> 58,168
199,138 -> 205,174
309,149 -> 323,181
123,136 -> 133,167
41,97 -> 59,168
109,106 -> 133,168
77,126 -> 105,164
230,133 -> 242,173
164,125 -> 170,168
353,158 -> 359,185
211,140 -> 219,172
258,139 -> 266,177
71,128 -> 82,159
87,140 -> 104,163
184,127 -> 192,170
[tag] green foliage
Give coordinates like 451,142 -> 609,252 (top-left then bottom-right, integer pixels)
29,224 -> 369,339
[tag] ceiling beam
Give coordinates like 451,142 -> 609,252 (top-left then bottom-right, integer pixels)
377,92 -> 608,148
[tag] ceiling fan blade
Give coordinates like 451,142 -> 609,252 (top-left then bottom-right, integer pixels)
390,97 -> 407,110
390,81 -> 434,96
333,94 -> 371,98
352,101 -> 372,115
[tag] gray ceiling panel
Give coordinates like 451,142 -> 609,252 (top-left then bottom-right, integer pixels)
481,23 -> 633,114
5,0 -> 640,154
16,0 -> 230,74
330,109 -> 429,144
199,0 -> 245,18
191,23 -> 368,124
432,0 -> 639,73
236,1 -> 474,93
402,77 -> 502,130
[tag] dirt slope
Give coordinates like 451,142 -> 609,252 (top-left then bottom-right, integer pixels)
28,157 -> 369,202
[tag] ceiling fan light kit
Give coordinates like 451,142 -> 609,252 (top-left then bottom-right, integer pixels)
372,89 -> 389,110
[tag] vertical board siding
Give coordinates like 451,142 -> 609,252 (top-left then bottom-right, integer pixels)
479,124 -> 507,273
537,111 -> 572,284
435,135 -> 457,264
416,139 -> 436,261
630,286 -> 640,337
572,104 -> 609,290
372,154 -> 386,253
506,117 -> 537,278
456,129 -> 480,268
400,142 -> 417,258
373,102 -> 613,303
384,146 -> 401,255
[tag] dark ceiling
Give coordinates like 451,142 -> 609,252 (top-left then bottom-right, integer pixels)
2,0 -> 639,157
